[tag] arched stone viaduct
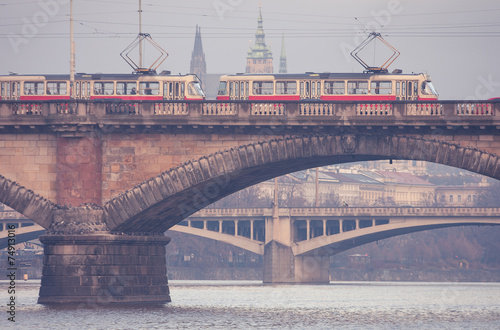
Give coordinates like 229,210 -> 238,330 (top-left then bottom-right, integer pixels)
1,100 -> 500,304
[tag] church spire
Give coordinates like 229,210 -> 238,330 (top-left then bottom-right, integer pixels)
279,33 -> 287,73
190,25 -> 206,86
245,5 -> 273,73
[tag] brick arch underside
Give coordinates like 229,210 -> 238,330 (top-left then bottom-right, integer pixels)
104,134 -> 500,234
0,175 -> 55,229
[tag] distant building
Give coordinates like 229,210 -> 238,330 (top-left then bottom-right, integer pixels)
190,25 -> 207,88
246,6 -> 273,74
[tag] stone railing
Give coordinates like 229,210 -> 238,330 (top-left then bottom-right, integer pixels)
202,102 -> 237,116
356,103 -> 393,116
0,100 -> 498,129
300,103 -> 335,116
191,207 -> 500,218
456,103 -> 493,116
406,103 -> 443,116
251,103 -> 286,116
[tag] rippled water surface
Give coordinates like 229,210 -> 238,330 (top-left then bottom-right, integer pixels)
1,280 -> 499,329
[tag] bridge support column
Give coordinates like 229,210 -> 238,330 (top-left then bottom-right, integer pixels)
263,240 -> 294,283
263,240 -> 330,283
38,233 -> 171,304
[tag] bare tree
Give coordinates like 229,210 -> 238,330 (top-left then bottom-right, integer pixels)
318,191 -> 341,207
421,192 -> 446,207
475,181 -> 500,207
210,185 -> 269,208
372,196 -> 398,207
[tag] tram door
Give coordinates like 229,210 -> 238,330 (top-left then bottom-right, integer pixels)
396,80 -> 419,100
13,82 -> 20,100
163,82 -> 185,100
299,80 -> 321,100
229,81 -> 249,100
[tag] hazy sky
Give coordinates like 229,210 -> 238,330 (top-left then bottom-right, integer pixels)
1,0 -> 500,99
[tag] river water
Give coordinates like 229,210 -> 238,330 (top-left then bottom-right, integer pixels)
1,280 -> 499,329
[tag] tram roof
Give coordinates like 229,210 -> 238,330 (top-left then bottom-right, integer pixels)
0,72 -> 193,80
224,72 -> 426,79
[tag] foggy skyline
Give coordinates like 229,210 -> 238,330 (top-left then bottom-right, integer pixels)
1,0 -> 500,99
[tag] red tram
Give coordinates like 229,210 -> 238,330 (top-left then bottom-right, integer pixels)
216,72 -> 438,101
0,72 -> 205,101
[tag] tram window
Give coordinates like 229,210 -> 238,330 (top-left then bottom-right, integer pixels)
421,81 -> 438,96
347,81 -> 368,94
6,83 -> 11,97
24,82 -> 44,95
139,82 -> 159,95
218,81 -> 227,95
324,81 -> 345,95
276,81 -> 297,95
93,82 -> 113,95
163,83 -> 169,97
1,82 -> 4,96
240,82 -> 245,96
413,82 -> 418,96
317,81 -> 321,96
180,83 -> 185,97
188,82 -> 204,96
253,81 -> 273,95
229,82 -> 233,96
396,82 -> 400,95
46,82 -> 67,95
300,82 -> 304,95
408,82 -> 413,96
117,82 -> 137,95
245,82 -> 249,96
370,81 -> 392,95
402,82 -> 406,96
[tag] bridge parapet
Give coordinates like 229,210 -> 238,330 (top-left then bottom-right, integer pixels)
1,100 -> 499,133
194,207 -> 500,218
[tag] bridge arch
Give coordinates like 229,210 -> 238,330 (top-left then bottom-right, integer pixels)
293,218 -> 500,257
104,134 -> 500,233
0,175 -> 55,229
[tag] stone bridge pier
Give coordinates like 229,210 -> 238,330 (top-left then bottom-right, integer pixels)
37,208 -> 171,304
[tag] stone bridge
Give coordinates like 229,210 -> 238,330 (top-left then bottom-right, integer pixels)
0,99 -> 499,304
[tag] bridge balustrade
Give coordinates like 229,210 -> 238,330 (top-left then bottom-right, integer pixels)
251,103 -> 286,116
154,102 -> 188,115
356,103 -> 393,116
406,103 -> 443,116
11,103 -> 44,115
106,103 -> 140,115
202,103 -> 237,116
456,103 -> 493,116
300,103 -> 335,116
1,100 -> 498,133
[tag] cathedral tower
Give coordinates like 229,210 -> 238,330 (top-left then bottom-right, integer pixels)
190,25 -> 207,86
246,6 -> 273,74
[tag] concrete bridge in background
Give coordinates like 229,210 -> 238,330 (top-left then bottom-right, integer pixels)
0,99 -> 499,304
2,206 -> 500,283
